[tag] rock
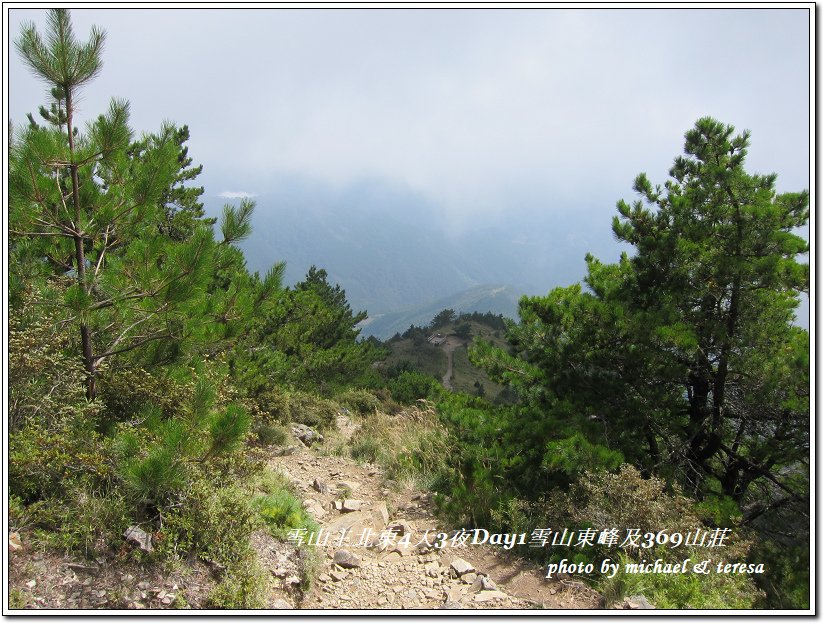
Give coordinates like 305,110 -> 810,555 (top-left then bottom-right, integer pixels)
318,573 -> 331,583
387,519 -> 415,536
25,580 -> 36,589
137,582 -> 151,590
338,480 -> 360,492
623,594 -> 655,609
333,549 -> 362,569
9,532 -> 23,553
461,572 -> 478,585
273,446 -> 299,456
474,590 -> 508,603
283,576 -> 301,586
390,544 -> 415,557
303,499 -> 327,519
449,558 -> 475,576
270,598 -> 293,609
424,562 -> 440,577
472,575 -> 498,592
123,526 -> 154,553
312,478 -> 330,495
341,499 -> 367,512
292,424 -> 323,446
439,601 -> 463,609
382,551 -> 402,562
371,501 -> 390,525
423,588 -> 440,599
326,506 -> 389,540
330,570 -> 349,582
66,563 -> 100,576
446,586 -> 464,603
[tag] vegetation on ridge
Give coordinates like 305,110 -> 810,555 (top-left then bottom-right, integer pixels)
8,9 -> 809,611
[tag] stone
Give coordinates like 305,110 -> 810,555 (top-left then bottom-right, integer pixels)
424,562 -> 440,577
341,499 -> 367,512
26,580 -> 36,589
123,526 -> 154,553
283,576 -> 301,586
318,573 -> 331,583
446,586 -> 464,603
271,599 -> 293,609
338,480 -> 360,492
624,594 -> 655,609
439,601 -> 463,609
303,499 -> 327,519
66,563 -> 100,583
326,506 -> 388,539
449,558 -> 475,576
9,532 -> 23,553
137,582 -> 151,590
312,478 -> 330,495
333,549 -> 362,569
474,590 -> 508,603
330,570 -> 349,582
371,501 -> 389,525
461,572 -> 478,584
387,519 -> 415,536
292,424 -> 323,446
390,544 -> 415,558
481,576 -> 498,591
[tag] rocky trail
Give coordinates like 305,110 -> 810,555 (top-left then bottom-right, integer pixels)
7,413 -> 605,611
268,413 -> 602,611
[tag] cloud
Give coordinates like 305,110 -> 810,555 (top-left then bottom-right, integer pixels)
218,191 -> 257,199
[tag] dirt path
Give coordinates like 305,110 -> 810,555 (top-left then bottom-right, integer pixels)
268,414 -> 602,610
439,336 -> 464,391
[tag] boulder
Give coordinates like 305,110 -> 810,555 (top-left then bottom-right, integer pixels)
270,599 -> 293,609
449,558 -> 475,576
292,424 -> 323,446
341,499 -> 367,512
333,549 -> 362,569
623,594 -> 655,609
123,526 -> 153,553
474,590 -> 508,603
312,478 -> 330,495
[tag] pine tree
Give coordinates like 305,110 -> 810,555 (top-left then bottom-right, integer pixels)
11,10 -> 215,400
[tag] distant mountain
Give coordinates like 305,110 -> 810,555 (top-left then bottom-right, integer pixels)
358,284 -> 521,340
202,172 -> 627,325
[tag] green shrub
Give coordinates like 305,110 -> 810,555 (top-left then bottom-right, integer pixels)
206,556 -> 270,609
388,371 -> 441,405
287,391 -> 339,431
157,481 -> 260,568
9,422 -> 114,503
31,486 -> 130,557
253,422 -> 288,446
338,388 -> 382,415
252,490 -> 318,540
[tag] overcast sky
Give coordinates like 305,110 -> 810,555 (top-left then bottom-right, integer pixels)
7,7 -> 811,226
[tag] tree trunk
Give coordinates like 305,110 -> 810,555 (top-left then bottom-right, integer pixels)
65,87 -> 97,400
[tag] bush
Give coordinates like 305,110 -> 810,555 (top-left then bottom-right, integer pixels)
348,404 -> 453,489
338,388 -> 382,415
156,480 -> 260,568
253,422 -> 288,446
570,465 -> 763,608
206,556 -> 270,609
253,490 -> 318,540
9,422 -> 114,503
30,486 -> 130,557
287,391 -> 339,430
388,371 -> 441,404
